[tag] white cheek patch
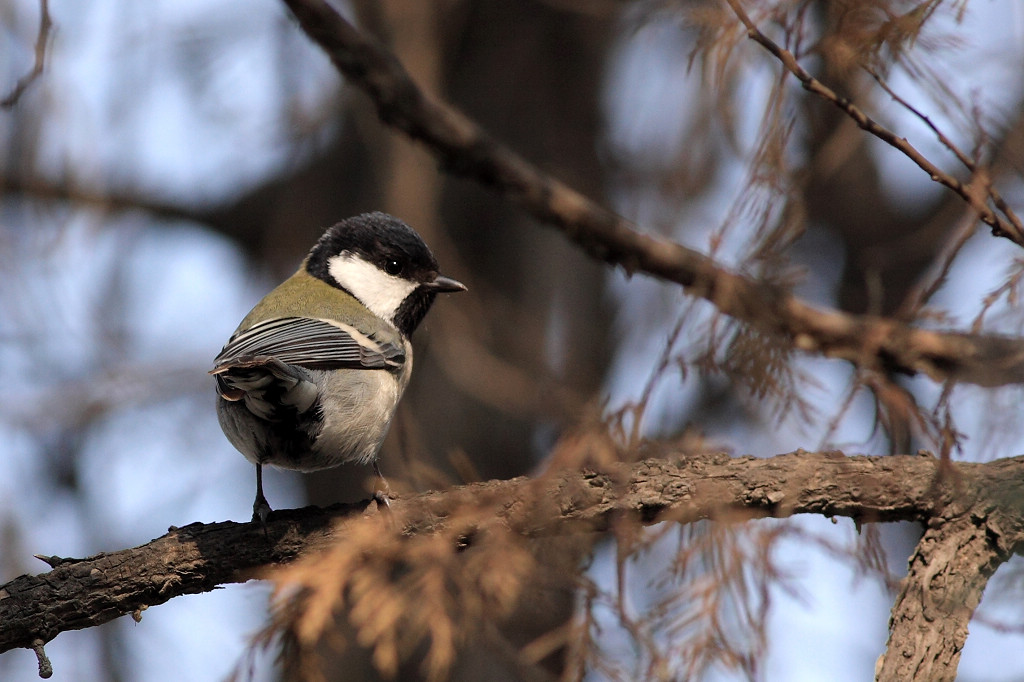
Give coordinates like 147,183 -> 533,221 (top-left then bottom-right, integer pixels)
328,253 -> 418,324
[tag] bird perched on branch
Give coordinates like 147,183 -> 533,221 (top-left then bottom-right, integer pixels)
211,212 -> 466,522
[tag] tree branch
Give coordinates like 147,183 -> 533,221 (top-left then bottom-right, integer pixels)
277,0 -> 1024,389
876,453 -> 1024,679
1,0 -> 52,109
4,450 -> 1024,668
879,516 -> 1007,681
721,0 -> 1024,245
0,500 -> 367,655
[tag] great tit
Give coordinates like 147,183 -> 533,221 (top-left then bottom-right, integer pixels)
211,212 -> 466,522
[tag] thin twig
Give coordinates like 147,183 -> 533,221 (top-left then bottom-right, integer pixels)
721,0 -> 1024,245
1,0 -> 53,109
898,209 -> 978,318
867,66 -> 1024,235
866,66 -> 976,170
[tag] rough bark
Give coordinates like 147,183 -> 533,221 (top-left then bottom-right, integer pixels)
4,449 -> 1024,682
0,501 -> 363,654
876,455 -> 1024,679
877,517 -> 1004,681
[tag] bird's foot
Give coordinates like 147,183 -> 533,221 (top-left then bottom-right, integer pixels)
252,494 -> 272,526
371,461 -> 392,511
372,489 -> 391,510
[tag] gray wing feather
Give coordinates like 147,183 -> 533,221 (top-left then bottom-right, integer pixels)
213,317 -> 405,371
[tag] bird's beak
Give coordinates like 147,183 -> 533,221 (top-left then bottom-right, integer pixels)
425,275 -> 467,293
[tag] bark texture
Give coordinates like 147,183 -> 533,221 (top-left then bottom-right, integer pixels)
877,455 -> 1024,679
4,449 -> 1024,682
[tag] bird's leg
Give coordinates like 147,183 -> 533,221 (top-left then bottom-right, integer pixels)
252,463 -> 272,525
372,461 -> 391,509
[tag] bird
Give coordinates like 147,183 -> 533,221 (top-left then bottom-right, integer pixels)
211,212 -> 466,522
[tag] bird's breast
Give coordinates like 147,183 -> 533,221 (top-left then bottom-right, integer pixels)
310,367 -> 406,468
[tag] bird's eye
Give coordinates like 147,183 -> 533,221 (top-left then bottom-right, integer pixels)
384,259 -> 402,276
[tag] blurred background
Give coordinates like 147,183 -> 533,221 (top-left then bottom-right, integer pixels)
2,0 -> 1024,680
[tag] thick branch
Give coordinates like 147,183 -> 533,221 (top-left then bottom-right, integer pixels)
4,450 -> 1024,660
877,454 -> 1024,680
878,516 -> 1006,681
278,0 -> 1024,388
0,501 -> 364,655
